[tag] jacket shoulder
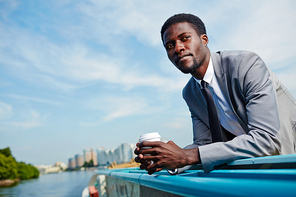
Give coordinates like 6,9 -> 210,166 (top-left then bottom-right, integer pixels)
182,77 -> 196,99
212,50 -> 263,76
213,50 -> 260,63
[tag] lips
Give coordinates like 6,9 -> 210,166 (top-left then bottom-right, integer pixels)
175,53 -> 192,65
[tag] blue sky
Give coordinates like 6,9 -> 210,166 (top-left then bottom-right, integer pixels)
0,0 -> 295,166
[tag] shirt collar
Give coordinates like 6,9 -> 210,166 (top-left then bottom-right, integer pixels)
194,57 -> 214,86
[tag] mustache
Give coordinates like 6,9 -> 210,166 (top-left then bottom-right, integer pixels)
175,52 -> 193,65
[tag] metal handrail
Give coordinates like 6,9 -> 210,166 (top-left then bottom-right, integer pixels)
96,154 -> 296,197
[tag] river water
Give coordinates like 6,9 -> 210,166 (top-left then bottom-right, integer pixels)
0,170 -> 96,197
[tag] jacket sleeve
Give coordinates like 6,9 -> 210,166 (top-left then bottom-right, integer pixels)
168,86 -> 212,175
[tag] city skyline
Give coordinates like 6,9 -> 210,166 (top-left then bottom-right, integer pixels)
68,143 -> 136,169
1,0 -> 296,166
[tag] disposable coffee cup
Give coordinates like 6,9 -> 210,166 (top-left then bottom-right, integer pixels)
138,132 -> 161,143
138,132 -> 161,161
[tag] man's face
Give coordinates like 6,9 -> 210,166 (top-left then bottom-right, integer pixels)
163,22 -> 208,74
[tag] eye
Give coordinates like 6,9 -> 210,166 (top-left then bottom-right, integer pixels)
181,36 -> 190,41
166,43 -> 174,50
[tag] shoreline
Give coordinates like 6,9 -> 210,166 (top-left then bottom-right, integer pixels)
0,179 -> 19,187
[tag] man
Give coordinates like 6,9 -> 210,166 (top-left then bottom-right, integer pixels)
135,13 -> 296,174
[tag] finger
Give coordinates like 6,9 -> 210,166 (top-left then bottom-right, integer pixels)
139,141 -> 162,148
135,156 -> 141,163
140,163 -> 148,170
134,147 -> 140,155
148,169 -> 156,175
148,167 -> 163,175
140,154 -> 157,161
145,161 -> 159,171
140,161 -> 151,170
139,148 -> 154,156
134,155 -> 144,163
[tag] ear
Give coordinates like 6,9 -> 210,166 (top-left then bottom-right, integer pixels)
200,34 -> 209,46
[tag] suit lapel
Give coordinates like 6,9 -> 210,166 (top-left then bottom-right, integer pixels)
211,52 -> 233,108
211,52 -> 249,133
191,78 -> 208,115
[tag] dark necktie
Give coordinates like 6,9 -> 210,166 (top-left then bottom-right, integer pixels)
201,80 -> 224,142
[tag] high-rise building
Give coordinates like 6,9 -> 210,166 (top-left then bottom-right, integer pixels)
107,149 -> 115,164
119,143 -> 135,163
114,147 -> 121,163
83,148 -> 97,166
91,149 -> 98,166
68,158 -> 76,169
83,148 -> 92,163
75,154 -> 84,168
97,147 -> 107,166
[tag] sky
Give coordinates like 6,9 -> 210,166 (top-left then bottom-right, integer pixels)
0,0 -> 296,166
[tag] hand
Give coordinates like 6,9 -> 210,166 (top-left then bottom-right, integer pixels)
135,141 -> 200,174
134,143 -> 161,172
134,145 -> 163,174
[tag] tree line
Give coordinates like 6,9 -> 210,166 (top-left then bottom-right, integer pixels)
0,147 -> 39,181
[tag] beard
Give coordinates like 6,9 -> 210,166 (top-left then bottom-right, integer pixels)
177,58 -> 201,74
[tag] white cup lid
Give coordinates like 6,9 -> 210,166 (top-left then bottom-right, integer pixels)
138,132 -> 161,142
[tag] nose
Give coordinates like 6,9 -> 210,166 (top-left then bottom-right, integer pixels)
174,41 -> 185,54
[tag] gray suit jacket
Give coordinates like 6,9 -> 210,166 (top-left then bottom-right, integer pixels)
182,50 -> 296,173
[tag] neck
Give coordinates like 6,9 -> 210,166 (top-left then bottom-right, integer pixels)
191,49 -> 210,80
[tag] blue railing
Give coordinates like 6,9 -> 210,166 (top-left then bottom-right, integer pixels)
95,154 -> 296,197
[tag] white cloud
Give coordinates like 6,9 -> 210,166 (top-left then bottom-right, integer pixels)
78,121 -> 99,127
1,0 -> 295,97
0,101 -> 12,119
85,96 -> 150,121
0,109 -> 45,130
0,121 -> 43,130
163,118 -> 188,130
208,0 -> 296,70
77,1 -> 171,47
7,94 -> 62,106
0,15 -> 182,93
0,21 -> 188,93
1,1 -> 295,122
0,0 -> 19,21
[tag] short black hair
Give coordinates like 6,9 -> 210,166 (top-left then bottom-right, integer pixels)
161,13 -> 207,43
